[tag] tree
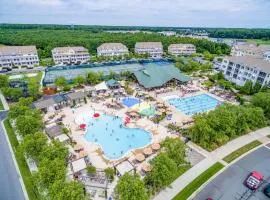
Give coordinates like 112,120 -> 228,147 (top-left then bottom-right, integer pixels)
2,87 -> 23,101
115,173 -> 149,200
48,180 -> 86,200
252,92 -> 270,119
144,153 -> 178,192
40,140 -> 69,161
104,167 -> 115,181
0,74 -> 8,88
55,76 -> 67,90
35,158 -> 66,189
74,76 -> 85,86
16,115 -> 43,136
86,71 -> 102,85
251,81 -> 262,94
86,166 -> 96,176
20,132 -> 48,161
161,137 -> 186,165
240,80 -> 253,95
28,79 -> 41,100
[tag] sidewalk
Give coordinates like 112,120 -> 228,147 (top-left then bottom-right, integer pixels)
153,126 -> 270,200
0,92 -> 9,110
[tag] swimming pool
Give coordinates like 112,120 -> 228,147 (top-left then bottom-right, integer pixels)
167,94 -> 220,116
84,114 -> 151,159
122,97 -> 141,107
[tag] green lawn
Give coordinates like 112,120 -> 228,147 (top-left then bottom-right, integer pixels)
173,162 -> 224,200
248,39 -> 270,45
0,98 -> 4,110
3,119 -> 40,200
8,71 -> 43,84
223,140 -> 262,163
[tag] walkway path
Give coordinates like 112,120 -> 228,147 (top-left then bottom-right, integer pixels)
0,92 -> 9,110
153,126 -> 270,200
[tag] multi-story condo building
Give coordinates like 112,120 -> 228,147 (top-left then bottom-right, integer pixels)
220,56 -> 270,87
168,44 -> 196,56
230,43 -> 265,57
0,46 -> 39,70
135,42 -> 163,58
52,46 -> 90,65
97,43 -> 129,57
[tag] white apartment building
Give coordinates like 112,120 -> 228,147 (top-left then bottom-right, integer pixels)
97,43 -> 129,57
168,44 -> 196,56
52,46 -> 90,65
0,46 -> 39,70
220,56 -> 270,87
230,43 -> 264,57
135,42 -> 163,58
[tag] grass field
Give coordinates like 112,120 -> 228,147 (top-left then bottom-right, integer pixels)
248,39 -> 270,45
223,140 -> 262,163
3,119 -> 40,200
0,98 -> 4,110
173,162 -> 224,200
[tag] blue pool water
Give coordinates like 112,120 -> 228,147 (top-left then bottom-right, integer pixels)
168,94 -> 220,116
122,97 -> 141,107
84,114 -> 151,159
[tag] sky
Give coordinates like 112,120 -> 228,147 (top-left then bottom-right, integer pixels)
0,0 -> 270,28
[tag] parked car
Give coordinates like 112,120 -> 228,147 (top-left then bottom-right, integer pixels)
263,183 -> 270,197
244,171 -> 264,190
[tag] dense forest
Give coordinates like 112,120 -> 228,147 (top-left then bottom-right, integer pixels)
207,28 -> 270,40
0,29 -> 231,58
1,24 -> 269,39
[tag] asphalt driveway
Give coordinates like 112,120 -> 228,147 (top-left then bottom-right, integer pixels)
193,146 -> 270,200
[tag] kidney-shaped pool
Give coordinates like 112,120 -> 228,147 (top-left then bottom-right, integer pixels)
84,114 -> 152,159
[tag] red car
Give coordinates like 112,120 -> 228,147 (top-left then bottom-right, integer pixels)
245,171 -> 264,190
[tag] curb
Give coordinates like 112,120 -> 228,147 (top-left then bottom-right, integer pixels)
188,143 -> 265,200
1,120 -> 29,200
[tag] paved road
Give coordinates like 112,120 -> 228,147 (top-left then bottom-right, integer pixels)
0,111 -> 25,200
193,146 -> 270,200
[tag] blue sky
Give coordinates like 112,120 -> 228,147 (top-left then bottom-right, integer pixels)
0,0 -> 269,28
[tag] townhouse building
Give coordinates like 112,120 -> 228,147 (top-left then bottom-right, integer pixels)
168,44 -> 196,56
0,46 -> 39,70
97,43 -> 129,57
135,42 -> 163,58
52,46 -> 90,65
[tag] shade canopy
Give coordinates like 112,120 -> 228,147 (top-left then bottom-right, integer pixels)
93,113 -> 100,118
151,143 -> 161,150
143,147 -> 153,156
79,124 -> 86,129
142,163 -> 152,172
135,153 -> 145,162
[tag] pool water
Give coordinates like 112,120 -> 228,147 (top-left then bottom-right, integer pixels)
84,114 -> 151,159
122,97 -> 141,107
168,94 -> 220,116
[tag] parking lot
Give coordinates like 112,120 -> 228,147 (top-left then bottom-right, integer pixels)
193,146 -> 270,200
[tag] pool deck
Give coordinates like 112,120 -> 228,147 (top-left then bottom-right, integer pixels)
59,98 -> 173,169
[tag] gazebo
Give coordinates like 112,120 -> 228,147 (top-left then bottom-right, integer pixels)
106,79 -> 121,89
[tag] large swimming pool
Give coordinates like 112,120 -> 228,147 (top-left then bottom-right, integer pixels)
167,94 -> 220,116
84,114 -> 151,159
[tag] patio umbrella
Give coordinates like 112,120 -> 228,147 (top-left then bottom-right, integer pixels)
79,124 -> 86,129
142,163 -> 152,172
74,144 -> 83,151
135,153 -> 145,162
93,113 -> 100,118
143,147 -> 153,156
151,143 -> 161,151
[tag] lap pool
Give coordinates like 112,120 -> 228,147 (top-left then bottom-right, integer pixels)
84,114 -> 151,159
167,94 -> 220,116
